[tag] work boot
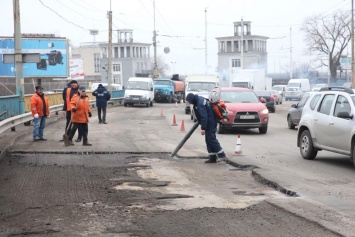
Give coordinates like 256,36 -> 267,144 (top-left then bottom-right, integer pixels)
83,141 -> 92,146
68,140 -> 74,145
217,151 -> 227,163
205,155 -> 217,163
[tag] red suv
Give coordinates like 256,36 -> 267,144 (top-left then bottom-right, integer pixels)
217,87 -> 269,134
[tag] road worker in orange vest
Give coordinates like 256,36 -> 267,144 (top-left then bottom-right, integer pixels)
30,85 -> 50,141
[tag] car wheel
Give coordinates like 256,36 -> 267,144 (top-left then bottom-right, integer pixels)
190,114 -> 193,120
150,100 -> 153,107
352,144 -> 355,168
299,130 -> 317,160
287,115 -> 295,129
124,103 -> 127,107
217,124 -> 225,134
259,126 -> 267,134
168,94 -> 173,103
185,108 -> 190,114
146,102 -> 149,107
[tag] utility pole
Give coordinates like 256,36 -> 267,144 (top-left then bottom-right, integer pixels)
352,0 -> 355,88
153,0 -> 158,78
290,27 -> 293,79
14,0 -> 25,114
107,0 -> 113,93
205,8 -> 208,74
241,18 -> 244,69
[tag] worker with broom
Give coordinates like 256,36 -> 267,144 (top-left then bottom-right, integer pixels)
66,86 -> 92,146
62,80 -> 83,142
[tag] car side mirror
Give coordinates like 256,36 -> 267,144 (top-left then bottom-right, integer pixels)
291,104 -> 297,108
337,111 -> 353,119
260,97 -> 266,103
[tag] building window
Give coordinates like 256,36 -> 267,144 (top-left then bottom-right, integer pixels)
232,59 -> 241,68
94,53 -> 101,73
113,64 -> 121,72
72,54 -> 81,59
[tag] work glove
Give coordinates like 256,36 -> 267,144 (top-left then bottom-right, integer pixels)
34,114 -> 39,119
72,108 -> 77,113
88,112 -> 92,117
47,114 -> 51,118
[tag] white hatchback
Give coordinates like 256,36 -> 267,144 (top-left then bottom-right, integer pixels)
297,87 -> 355,167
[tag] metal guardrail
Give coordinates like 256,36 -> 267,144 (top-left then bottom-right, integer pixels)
0,97 -> 123,135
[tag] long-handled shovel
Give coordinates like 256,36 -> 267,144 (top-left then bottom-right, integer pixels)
63,99 -> 80,147
63,115 -> 73,147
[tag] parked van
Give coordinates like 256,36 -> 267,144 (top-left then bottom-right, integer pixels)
124,77 -> 154,107
272,85 -> 287,98
91,83 -> 122,92
287,79 -> 310,92
184,74 -> 219,114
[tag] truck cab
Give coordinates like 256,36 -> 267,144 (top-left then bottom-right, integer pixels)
184,75 -> 219,114
153,78 -> 175,103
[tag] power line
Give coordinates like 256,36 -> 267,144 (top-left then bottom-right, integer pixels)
38,0 -> 89,31
68,0 -> 106,13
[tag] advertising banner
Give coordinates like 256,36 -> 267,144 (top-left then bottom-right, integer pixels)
0,38 -> 68,77
69,58 -> 84,79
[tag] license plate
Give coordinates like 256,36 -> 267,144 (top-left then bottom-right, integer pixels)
132,97 -> 139,100
240,115 -> 255,119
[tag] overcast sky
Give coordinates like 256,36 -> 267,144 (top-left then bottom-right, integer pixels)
0,0 -> 351,76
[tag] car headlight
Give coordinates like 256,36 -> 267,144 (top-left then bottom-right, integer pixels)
142,94 -> 147,99
260,109 -> 269,115
124,94 -> 130,98
227,110 -> 234,114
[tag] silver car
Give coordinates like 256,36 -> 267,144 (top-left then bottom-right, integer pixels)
297,87 -> 355,167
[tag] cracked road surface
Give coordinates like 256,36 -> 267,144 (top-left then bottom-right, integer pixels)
0,153 -> 342,237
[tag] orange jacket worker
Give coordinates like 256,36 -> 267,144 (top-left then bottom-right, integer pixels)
68,86 -> 92,146
30,85 -> 50,141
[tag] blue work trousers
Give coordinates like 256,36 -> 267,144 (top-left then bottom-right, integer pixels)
33,116 -> 46,139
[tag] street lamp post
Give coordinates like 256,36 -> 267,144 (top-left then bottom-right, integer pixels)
171,61 -> 176,74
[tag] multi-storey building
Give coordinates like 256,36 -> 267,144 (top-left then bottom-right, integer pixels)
216,20 -> 269,84
99,29 -> 152,87
71,29 -> 152,88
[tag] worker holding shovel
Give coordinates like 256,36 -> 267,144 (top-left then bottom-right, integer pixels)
66,86 -> 92,146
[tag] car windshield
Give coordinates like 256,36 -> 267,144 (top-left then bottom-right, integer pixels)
126,81 -> 149,90
350,95 -> 355,106
287,87 -> 300,92
188,82 -> 215,92
254,90 -> 271,96
272,86 -> 283,91
221,91 -> 259,103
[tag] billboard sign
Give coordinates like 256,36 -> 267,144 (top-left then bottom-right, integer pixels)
69,58 -> 84,80
0,38 -> 68,77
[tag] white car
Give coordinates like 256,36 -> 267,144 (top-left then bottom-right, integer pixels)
297,87 -> 355,166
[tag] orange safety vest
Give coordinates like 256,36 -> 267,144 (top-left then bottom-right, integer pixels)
70,94 -> 91,123
66,87 -> 72,111
30,93 -> 50,117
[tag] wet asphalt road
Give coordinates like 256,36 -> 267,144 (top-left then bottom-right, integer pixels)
0,102 -> 354,236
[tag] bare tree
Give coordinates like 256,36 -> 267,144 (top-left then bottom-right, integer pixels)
280,62 -> 313,79
301,10 -> 351,81
152,55 -> 170,77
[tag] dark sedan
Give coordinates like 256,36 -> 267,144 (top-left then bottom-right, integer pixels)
287,92 -> 313,129
254,90 -> 276,113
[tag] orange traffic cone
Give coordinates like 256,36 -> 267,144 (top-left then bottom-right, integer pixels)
180,120 -> 185,132
234,134 -> 242,155
160,108 -> 164,117
172,114 -> 178,126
